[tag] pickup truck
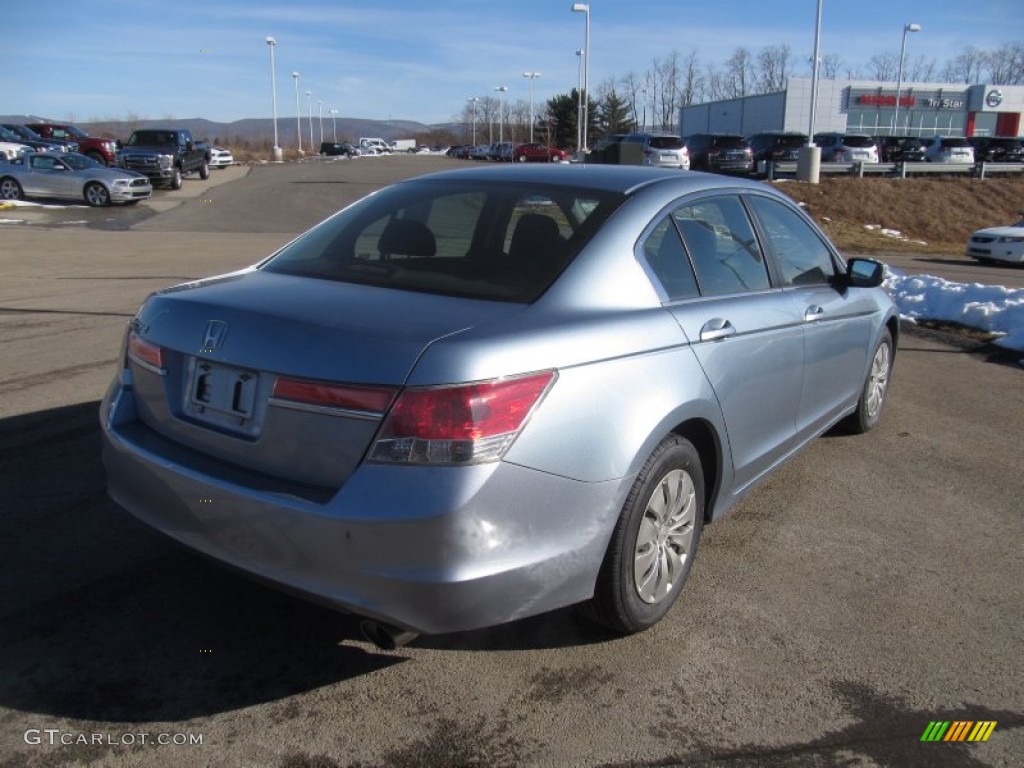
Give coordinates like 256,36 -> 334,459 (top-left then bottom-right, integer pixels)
25,122 -> 118,165
117,129 -> 210,189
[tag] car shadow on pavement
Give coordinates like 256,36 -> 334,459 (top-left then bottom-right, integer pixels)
0,402 -> 403,723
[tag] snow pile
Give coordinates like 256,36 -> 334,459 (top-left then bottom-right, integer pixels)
884,269 -> 1024,351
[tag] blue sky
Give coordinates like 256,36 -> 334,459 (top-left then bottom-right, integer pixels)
2,1 -> 1018,126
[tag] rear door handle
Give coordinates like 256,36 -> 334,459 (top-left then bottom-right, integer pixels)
700,318 -> 736,342
804,305 -> 825,322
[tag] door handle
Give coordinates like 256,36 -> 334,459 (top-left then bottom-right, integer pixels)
700,318 -> 736,342
804,305 -> 825,322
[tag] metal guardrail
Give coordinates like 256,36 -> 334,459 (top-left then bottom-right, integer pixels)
760,160 -> 1024,180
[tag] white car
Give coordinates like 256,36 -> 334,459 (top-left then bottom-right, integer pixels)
0,140 -> 32,162
923,137 -> 974,164
208,147 -> 233,169
966,218 -> 1024,264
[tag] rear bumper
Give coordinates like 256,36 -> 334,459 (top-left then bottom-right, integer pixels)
100,383 -> 629,635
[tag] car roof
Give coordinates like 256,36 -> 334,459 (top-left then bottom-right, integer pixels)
402,164 -> 769,197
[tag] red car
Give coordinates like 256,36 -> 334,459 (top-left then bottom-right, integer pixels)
26,123 -> 119,166
513,143 -> 566,163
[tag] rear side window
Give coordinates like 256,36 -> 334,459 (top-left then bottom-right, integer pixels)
672,196 -> 769,296
641,217 -> 700,301
263,180 -> 624,302
746,196 -> 837,286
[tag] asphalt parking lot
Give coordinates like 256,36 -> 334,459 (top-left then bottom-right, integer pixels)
1,156 -> 1021,768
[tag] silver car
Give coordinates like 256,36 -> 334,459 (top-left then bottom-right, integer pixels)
101,165 -> 897,646
624,132 -> 690,170
0,151 -> 152,206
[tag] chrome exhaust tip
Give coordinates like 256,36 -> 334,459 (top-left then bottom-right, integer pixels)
360,619 -> 419,650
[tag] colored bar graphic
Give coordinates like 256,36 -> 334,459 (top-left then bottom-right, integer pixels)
921,720 -> 997,742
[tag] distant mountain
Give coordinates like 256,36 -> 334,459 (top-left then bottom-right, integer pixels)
0,115 -> 438,145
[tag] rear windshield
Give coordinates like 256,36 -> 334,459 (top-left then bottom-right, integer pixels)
262,179 -> 626,302
897,138 -> 923,148
941,138 -> 970,148
776,135 -> 806,148
843,136 -> 876,148
649,136 -> 684,150
989,138 -> 1020,148
712,136 -> 747,148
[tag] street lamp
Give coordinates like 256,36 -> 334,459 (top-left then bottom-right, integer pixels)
571,3 -> 590,150
467,97 -> 479,146
575,49 -> 583,150
265,37 -> 282,161
306,90 -> 314,151
291,72 -> 302,154
494,85 -> 508,143
893,23 -> 922,135
318,100 -> 324,145
523,72 -> 541,143
329,108 -> 339,142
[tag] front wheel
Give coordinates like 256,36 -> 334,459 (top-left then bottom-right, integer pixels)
0,177 -> 23,200
517,154 -> 528,163
586,434 -> 704,633
169,168 -> 183,190
198,162 -> 210,180
84,182 -> 111,207
843,329 -> 893,434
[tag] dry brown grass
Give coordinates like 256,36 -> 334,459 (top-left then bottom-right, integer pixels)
773,175 -> 1024,253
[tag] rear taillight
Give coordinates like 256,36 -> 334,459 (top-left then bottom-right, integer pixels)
272,377 -> 398,414
369,371 -> 556,464
127,330 -> 165,371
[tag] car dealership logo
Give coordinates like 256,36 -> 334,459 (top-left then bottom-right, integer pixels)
985,89 -> 1003,108
920,720 -> 997,743
201,320 -> 228,352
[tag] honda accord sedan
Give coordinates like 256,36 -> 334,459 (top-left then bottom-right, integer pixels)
101,165 -> 897,646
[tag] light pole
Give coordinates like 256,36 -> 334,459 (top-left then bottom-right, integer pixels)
265,37 -> 282,161
329,108 -> 339,142
894,23 -> 921,135
467,97 -> 479,145
575,49 -> 583,150
306,90 -> 314,151
317,100 -> 324,144
571,3 -> 590,150
291,72 -> 302,154
799,0 -> 823,184
494,86 -> 508,143
523,72 -> 541,143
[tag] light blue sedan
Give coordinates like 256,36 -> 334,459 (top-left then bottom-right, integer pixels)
100,165 -> 897,647
0,151 -> 152,206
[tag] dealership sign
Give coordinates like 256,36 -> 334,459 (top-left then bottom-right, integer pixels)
854,92 -> 968,111
857,94 -> 916,107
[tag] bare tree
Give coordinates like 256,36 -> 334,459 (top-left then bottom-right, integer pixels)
757,44 -> 791,92
723,48 -> 755,97
866,52 -> 899,81
619,71 -> 643,130
820,53 -> 843,79
905,55 -> 938,83
679,49 -> 704,106
942,46 -> 987,84
985,42 -> 1024,84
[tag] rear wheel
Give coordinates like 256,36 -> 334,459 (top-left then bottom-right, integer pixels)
843,329 -> 893,434
587,434 -> 704,633
0,177 -> 23,201
84,182 -> 110,207
517,154 -> 528,162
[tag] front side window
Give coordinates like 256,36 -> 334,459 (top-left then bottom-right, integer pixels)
672,196 -> 769,296
263,180 -> 625,302
746,196 -> 837,286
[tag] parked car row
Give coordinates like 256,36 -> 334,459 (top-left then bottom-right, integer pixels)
449,141 -> 568,163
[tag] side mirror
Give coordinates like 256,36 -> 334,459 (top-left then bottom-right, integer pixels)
115,140 -> 123,149
845,257 -> 884,288
186,140 -> 194,151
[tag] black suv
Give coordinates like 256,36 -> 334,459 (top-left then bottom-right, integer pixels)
747,132 -> 808,163
685,134 -> 754,174
876,136 -> 926,163
967,137 -> 1024,163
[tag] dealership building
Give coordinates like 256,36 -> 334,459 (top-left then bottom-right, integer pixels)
678,77 -> 1024,138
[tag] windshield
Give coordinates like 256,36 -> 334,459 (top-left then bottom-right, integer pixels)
843,136 -> 876,148
649,136 -> 684,150
62,154 -> 102,170
262,179 -> 626,302
0,127 -> 21,142
65,125 -> 88,138
127,132 -> 177,147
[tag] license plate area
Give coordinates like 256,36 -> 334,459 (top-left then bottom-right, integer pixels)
184,358 -> 264,434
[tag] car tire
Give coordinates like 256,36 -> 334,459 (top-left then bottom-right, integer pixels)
0,177 -> 23,201
85,151 -> 105,165
517,154 -> 527,163
842,328 -> 893,434
84,182 -> 111,207
586,434 -> 704,634
199,162 -> 210,180
170,168 -> 183,190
